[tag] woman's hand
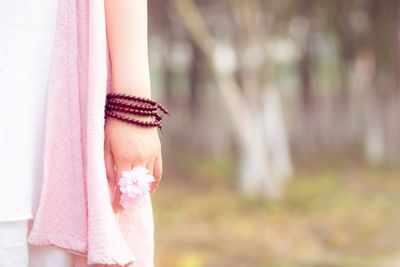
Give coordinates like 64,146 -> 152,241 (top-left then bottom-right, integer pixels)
104,117 -> 163,212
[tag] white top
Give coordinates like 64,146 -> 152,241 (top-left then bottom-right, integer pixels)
0,0 -> 59,221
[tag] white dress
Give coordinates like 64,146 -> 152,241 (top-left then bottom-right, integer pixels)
0,0 -> 74,266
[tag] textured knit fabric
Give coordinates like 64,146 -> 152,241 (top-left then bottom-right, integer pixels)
27,0 -> 154,266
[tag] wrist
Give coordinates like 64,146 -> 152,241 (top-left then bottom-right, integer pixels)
104,92 -> 169,131
111,80 -> 151,98
111,90 -> 151,99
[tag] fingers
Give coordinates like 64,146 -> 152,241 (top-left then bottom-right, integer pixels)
111,154 -> 161,213
150,153 -> 163,193
113,161 -> 132,213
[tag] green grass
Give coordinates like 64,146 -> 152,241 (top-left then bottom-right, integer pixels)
153,152 -> 400,267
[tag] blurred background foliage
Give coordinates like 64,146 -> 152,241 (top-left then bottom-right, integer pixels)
147,0 -> 400,266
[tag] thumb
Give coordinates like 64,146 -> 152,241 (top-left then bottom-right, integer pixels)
150,154 -> 163,193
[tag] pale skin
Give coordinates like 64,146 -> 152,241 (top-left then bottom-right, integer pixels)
104,0 -> 162,212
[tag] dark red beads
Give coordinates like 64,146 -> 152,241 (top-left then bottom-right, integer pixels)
104,93 -> 169,131
105,110 -> 162,129
106,92 -> 170,115
107,98 -> 158,111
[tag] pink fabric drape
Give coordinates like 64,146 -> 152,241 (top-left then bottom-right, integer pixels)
27,1 -> 154,266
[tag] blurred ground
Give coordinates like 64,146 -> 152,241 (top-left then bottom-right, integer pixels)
152,149 -> 400,267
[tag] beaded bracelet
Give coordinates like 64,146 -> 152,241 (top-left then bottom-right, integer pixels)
106,93 -> 170,115
104,93 -> 169,131
106,103 -> 159,117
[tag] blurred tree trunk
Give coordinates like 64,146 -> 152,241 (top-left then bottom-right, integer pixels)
365,94 -> 386,164
334,1 -> 354,151
299,41 -> 313,112
263,88 -> 293,183
187,39 -> 203,149
364,1 -> 386,164
386,0 -> 400,165
363,0 -> 400,165
334,1 -> 352,107
189,40 -> 202,120
162,52 -> 175,107
173,0 -> 293,198
297,0 -> 317,155
187,40 -> 230,154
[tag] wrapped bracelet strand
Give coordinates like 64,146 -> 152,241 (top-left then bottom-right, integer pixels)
106,104 -> 163,121
104,93 -> 169,131
106,98 -> 158,111
106,93 -> 170,115
105,110 -> 162,129
106,103 -> 159,117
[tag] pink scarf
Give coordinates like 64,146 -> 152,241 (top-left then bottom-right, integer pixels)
27,1 -> 154,266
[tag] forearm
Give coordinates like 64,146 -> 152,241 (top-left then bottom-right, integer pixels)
104,0 -> 151,98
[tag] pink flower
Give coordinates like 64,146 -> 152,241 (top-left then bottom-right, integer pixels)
118,166 -> 154,210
